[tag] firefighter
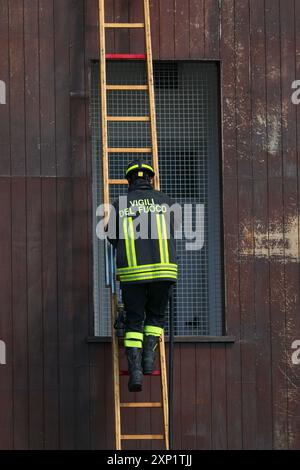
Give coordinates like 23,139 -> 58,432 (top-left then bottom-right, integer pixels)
106,159 -> 178,392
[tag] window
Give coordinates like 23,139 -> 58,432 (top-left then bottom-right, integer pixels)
91,60 -> 224,336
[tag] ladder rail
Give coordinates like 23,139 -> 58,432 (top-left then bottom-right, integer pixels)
143,0 -> 160,190
99,0 -> 109,215
159,333 -> 170,449
143,1 -> 169,448
111,293 -> 121,450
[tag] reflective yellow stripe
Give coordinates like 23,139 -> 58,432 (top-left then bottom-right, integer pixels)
123,217 -> 132,267
117,266 -> 177,275
121,271 -> 177,278
126,163 -> 154,176
117,262 -> 177,273
120,273 -> 177,281
126,164 -> 139,175
125,332 -> 143,341
156,214 -> 165,263
124,339 -> 142,348
118,269 -> 177,278
156,214 -> 169,264
123,217 -> 137,267
119,272 -> 177,281
128,217 -> 137,266
144,325 -> 163,337
161,214 -> 169,263
141,163 -> 154,173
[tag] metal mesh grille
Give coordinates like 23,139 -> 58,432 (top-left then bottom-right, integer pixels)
91,60 -> 223,336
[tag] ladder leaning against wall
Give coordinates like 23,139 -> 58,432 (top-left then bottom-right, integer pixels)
98,0 -> 169,450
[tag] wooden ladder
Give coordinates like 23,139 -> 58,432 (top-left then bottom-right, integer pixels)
98,0 -> 169,451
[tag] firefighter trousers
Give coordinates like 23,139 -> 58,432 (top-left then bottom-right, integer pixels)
122,281 -> 173,346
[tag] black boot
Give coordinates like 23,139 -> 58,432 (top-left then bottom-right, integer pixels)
142,335 -> 160,375
126,347 -> 143,392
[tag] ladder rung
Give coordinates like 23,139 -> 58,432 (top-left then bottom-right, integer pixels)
120,402 -> 162,408
121,434 -> 164,440
120,370 -> 161,376
145,370 -> 161,376
107,116 -> 150,122
107,147 -> 152,153
106,54 -> 146,60
106,85 -> 148,91
108,179 -> 128,185
105,23 -> 144,28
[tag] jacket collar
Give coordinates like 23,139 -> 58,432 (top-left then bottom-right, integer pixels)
128,179 -> 153,192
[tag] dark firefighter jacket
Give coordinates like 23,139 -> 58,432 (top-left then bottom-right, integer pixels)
106,179 -> 179,284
